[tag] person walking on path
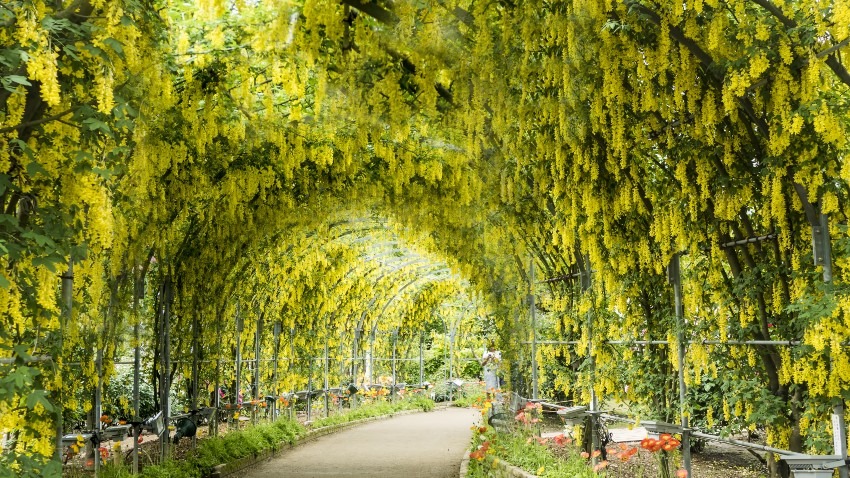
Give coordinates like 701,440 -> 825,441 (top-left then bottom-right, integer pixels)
481,341 -> 501,399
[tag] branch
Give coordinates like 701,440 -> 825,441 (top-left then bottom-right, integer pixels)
792,182 -> 819,226
823,54 -> 850,87
0,108 -> 76,135
54,0 -> 94,20
626,1 -> 771,136
748,0 -> 793,28
818,38 -> 850,59
383,46 -> 455,106
749,0 -> 850,87
339,0 -> 399,26
626,2 -> 717,76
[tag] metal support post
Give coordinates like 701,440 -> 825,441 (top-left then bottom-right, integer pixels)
254,314 -> 262,424
833,402 -> 849,478
391,330 -> 398,403
289,328 -> 295,420
160,280 -> 172,461
255,315 -> 262,401
817,214 -> 849,478
369,327 -> 376,386
324,341 -> 330,418
579,256 -> 598,466
668,253 -> 691,477
530,258 -> 538,400
57,260 -> 73,465
419,332 -> 424,386
191,314 -> 200,447
94,348 -> 102,475
448,327 -> 455,401
352,328 -> 361,409
273,322 -> 281,420
234,311 -> 242,428
132,308 -> 140,474
306,361 -> 313,422
213,314 -> 224,437
588,306 -> 598,467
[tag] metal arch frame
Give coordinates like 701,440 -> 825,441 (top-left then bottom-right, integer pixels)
360,267 -> 455,386
242,228 -> 456,410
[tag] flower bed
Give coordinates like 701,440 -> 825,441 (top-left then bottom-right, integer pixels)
466,402 -> 599,477
463,399 -> 760,478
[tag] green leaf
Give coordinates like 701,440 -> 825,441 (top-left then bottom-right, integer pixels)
102,38 -> 125,57
25,390 -> 54,413
10,139 -> 34,160
26,161 -> 48,178
6,75 -> 31,86
40,460 -> 62,478
21,231 -> 56,248
31,254 -> 62,273
62,45 -> 81,62
81,118 -> 112,135
81,45 -> 106,59
0,274 -> 10,289
74,150 -> 94,163
91,167 -> 114,179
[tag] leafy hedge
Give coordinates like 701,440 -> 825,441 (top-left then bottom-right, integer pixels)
96,418 -> 305,478
94,398 -> 435,478
310,396 -> 435,428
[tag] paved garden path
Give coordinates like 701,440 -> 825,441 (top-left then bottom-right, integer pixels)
243,407 -> 480,478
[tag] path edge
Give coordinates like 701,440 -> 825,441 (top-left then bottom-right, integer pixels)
460,455 -> 537,478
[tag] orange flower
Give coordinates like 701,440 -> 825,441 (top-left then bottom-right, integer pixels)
593,461 -> 610,472
621,447 -> 638,461
640,438 -> 655,450
676,469 -> 689,478
580,451 -> 590,459
592,450 -> 602,458
660,433 -> 672,442
668,438 -> 681,448
479,426 -> 488,433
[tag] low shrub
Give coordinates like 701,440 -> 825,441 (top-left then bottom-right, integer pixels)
91,418 -> 306,478
311,396 -> 436,428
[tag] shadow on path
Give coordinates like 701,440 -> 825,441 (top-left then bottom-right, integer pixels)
243,407 -> 480,478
